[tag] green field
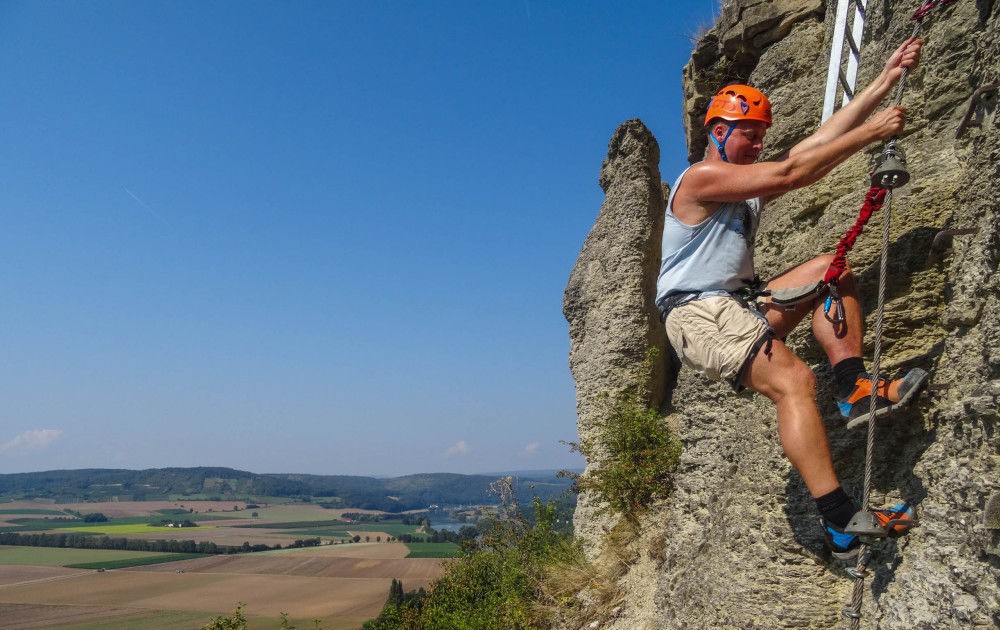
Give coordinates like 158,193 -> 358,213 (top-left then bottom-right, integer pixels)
64,553 -> 204,569
279,528 -> 354,539
58,523 -> 217,535
4,514 -> 240,532
0,545 -> 198,567
235,518 -> 346,529
404,542 -> 459,558
340,522 -> 424,536
0,509 -> 68,515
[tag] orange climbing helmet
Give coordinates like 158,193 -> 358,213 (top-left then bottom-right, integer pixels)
704,84 -> 773,127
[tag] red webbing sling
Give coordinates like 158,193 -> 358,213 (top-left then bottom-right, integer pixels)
823,185 -> 889,284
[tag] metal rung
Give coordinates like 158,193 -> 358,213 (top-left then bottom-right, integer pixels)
844,510 -> 888,538
839,74 -> 855,100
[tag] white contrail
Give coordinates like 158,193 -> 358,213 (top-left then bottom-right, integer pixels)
123,187 -> 164,221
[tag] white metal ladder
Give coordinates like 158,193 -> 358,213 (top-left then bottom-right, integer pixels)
822,0 -> 869,122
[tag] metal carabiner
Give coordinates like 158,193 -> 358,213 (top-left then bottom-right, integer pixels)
824,284 -> 845,325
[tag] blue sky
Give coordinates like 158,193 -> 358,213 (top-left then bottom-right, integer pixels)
0,1 -> 719,476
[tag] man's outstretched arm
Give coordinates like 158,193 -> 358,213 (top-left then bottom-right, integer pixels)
674,106 -> 906,224
783,37 -> 922,160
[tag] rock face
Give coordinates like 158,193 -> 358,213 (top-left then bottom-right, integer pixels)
562,119 -> 669,553
563,1 -> 1000,628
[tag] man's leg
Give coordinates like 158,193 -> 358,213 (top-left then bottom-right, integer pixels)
748,256 -> 919,557
741,338 -> 840,498
760,254 -> 928,423
760,254 -> 862,364
741,328 -> 864,558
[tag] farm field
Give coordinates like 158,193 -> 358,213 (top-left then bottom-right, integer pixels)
0,542 -> 448,629
0,546 -> 199,568
0,499 -> 454,630
0,500 -> 255,520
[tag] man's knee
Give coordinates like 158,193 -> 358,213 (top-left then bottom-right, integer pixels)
813,253 -> 835,267
768,359 -> 817,402
815,253 -> 855,279
746,344 -> 817,401
808,254 -> 837,277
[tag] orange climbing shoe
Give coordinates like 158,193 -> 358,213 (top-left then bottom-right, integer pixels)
872,503 -> 916,535
838,368 -> 930,430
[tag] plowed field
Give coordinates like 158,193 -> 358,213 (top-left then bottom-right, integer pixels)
0,542 -> 449,629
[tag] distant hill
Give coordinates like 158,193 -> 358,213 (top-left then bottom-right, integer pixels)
0,467 -> 574,512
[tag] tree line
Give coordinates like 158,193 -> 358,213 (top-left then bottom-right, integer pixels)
0,531 -> 322,555
0,467 -> 574,512
395,525 -> 478,544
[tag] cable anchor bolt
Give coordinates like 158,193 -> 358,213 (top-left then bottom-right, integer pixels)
842,607 -> 863,620
845,566 -> 868,580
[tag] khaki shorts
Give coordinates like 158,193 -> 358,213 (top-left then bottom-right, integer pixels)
664,296 -> 772,385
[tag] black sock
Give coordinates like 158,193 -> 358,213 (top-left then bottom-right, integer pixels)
816,487 -> 858,528
833,357 -> 866,399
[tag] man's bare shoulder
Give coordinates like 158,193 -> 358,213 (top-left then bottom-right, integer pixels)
672,164 -> 722,226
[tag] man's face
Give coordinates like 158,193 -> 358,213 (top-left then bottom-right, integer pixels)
715,120 -> 767,164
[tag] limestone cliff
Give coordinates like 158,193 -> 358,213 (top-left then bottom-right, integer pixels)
563,1 -> 999,628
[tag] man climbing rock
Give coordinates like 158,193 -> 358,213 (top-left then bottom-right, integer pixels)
655,37 -> 927,559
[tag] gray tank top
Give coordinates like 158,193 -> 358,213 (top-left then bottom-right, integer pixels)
655,166 -> 762,306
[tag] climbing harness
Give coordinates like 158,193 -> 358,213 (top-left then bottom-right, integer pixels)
836,1 -> 958,626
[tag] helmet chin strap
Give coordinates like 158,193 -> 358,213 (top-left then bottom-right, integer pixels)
709,121 -> 738,162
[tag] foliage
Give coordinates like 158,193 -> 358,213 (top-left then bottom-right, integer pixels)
0,530 -> 257,554
202,602 -> 248,630
0,546 -> 196,568
202,605 -> 325,630
82,512 -> 108,522
564,351 -> 682,519
362,479 -> 590,630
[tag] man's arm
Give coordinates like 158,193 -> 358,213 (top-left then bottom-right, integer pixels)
673,107 -> 907,225
672,38 -> 922,225
783,37 -> 922,160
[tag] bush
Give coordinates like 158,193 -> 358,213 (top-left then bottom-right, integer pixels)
362,478 -> 588,629
565,351 -> 682,519
202,603 -> 248,630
